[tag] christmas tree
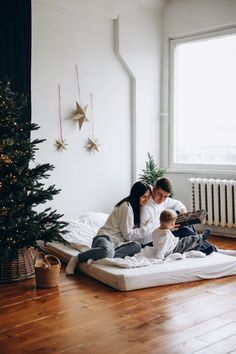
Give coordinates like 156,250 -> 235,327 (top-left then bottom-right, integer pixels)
139,152 -> 166,186
0,81 -> 68,261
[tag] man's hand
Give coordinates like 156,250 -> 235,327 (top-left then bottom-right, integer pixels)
180,207 -> 187,214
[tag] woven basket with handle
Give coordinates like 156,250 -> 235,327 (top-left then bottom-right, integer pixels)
0,247 -> 36,283
35,252 -> 61,288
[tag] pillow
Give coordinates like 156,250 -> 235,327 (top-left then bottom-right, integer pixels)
62,212 -> 109,248
78,212 -> 108,228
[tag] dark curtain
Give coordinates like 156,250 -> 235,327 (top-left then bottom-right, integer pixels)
0,0 -> 31,122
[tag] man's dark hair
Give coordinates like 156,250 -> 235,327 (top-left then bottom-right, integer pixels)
155,177 -> 173,194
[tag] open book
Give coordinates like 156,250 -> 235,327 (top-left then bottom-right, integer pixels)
176,209 -> 207,227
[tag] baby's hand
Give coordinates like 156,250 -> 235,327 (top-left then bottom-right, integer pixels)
171,224 -> 180,231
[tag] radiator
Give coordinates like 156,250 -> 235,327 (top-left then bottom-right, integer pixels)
189,178 -> 236,228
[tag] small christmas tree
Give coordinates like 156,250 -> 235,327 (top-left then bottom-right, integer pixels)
0,81 -> 68,262
139,152 -> 166,186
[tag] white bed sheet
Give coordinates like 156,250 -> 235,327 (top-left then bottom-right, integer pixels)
41,241 -> 236,291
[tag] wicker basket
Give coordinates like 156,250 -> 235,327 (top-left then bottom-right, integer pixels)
35,252 -> 61,288
0,247 -> 36,283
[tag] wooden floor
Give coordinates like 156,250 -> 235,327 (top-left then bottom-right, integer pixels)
1,236 -> 236,354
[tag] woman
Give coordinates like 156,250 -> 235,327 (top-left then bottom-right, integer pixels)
66,181 -> 152,274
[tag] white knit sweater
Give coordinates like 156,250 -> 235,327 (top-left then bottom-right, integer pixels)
97,201 -> 152,247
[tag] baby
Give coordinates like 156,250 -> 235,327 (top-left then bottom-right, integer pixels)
152,209 -> 216,260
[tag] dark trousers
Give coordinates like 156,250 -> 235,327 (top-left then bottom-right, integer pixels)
173,225 -> 197,238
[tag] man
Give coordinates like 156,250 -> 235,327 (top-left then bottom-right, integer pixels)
141,177 -> 196,245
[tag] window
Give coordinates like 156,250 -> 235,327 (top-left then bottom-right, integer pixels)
169,27 -> 236,171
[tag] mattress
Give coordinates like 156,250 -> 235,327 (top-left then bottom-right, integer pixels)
41,241 -> 236,291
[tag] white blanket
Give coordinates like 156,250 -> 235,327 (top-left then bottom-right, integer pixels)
93,247 -> 207,268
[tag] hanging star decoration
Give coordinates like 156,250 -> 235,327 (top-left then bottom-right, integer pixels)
84,93 -> 100,153
73,65 -> 89,130
73,101 -> 88,130
85,137 -> 100,152
54,138 -> 68,151
54,84 -> 68,151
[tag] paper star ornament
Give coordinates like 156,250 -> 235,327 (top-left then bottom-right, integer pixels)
85,137 -> 100,153
55,84 -> 68,152
54,138 -> 68,151
73,101 -> 89,130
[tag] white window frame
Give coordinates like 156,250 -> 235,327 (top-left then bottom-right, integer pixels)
169,26 -> 236,173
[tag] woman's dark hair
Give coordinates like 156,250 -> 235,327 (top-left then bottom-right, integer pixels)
115,181 -> 151,227
155,177 -> 173,194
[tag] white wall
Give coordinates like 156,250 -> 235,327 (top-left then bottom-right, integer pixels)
117,8 -> 162,175
161,0 -> 236,208
32,0 -> 162,217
